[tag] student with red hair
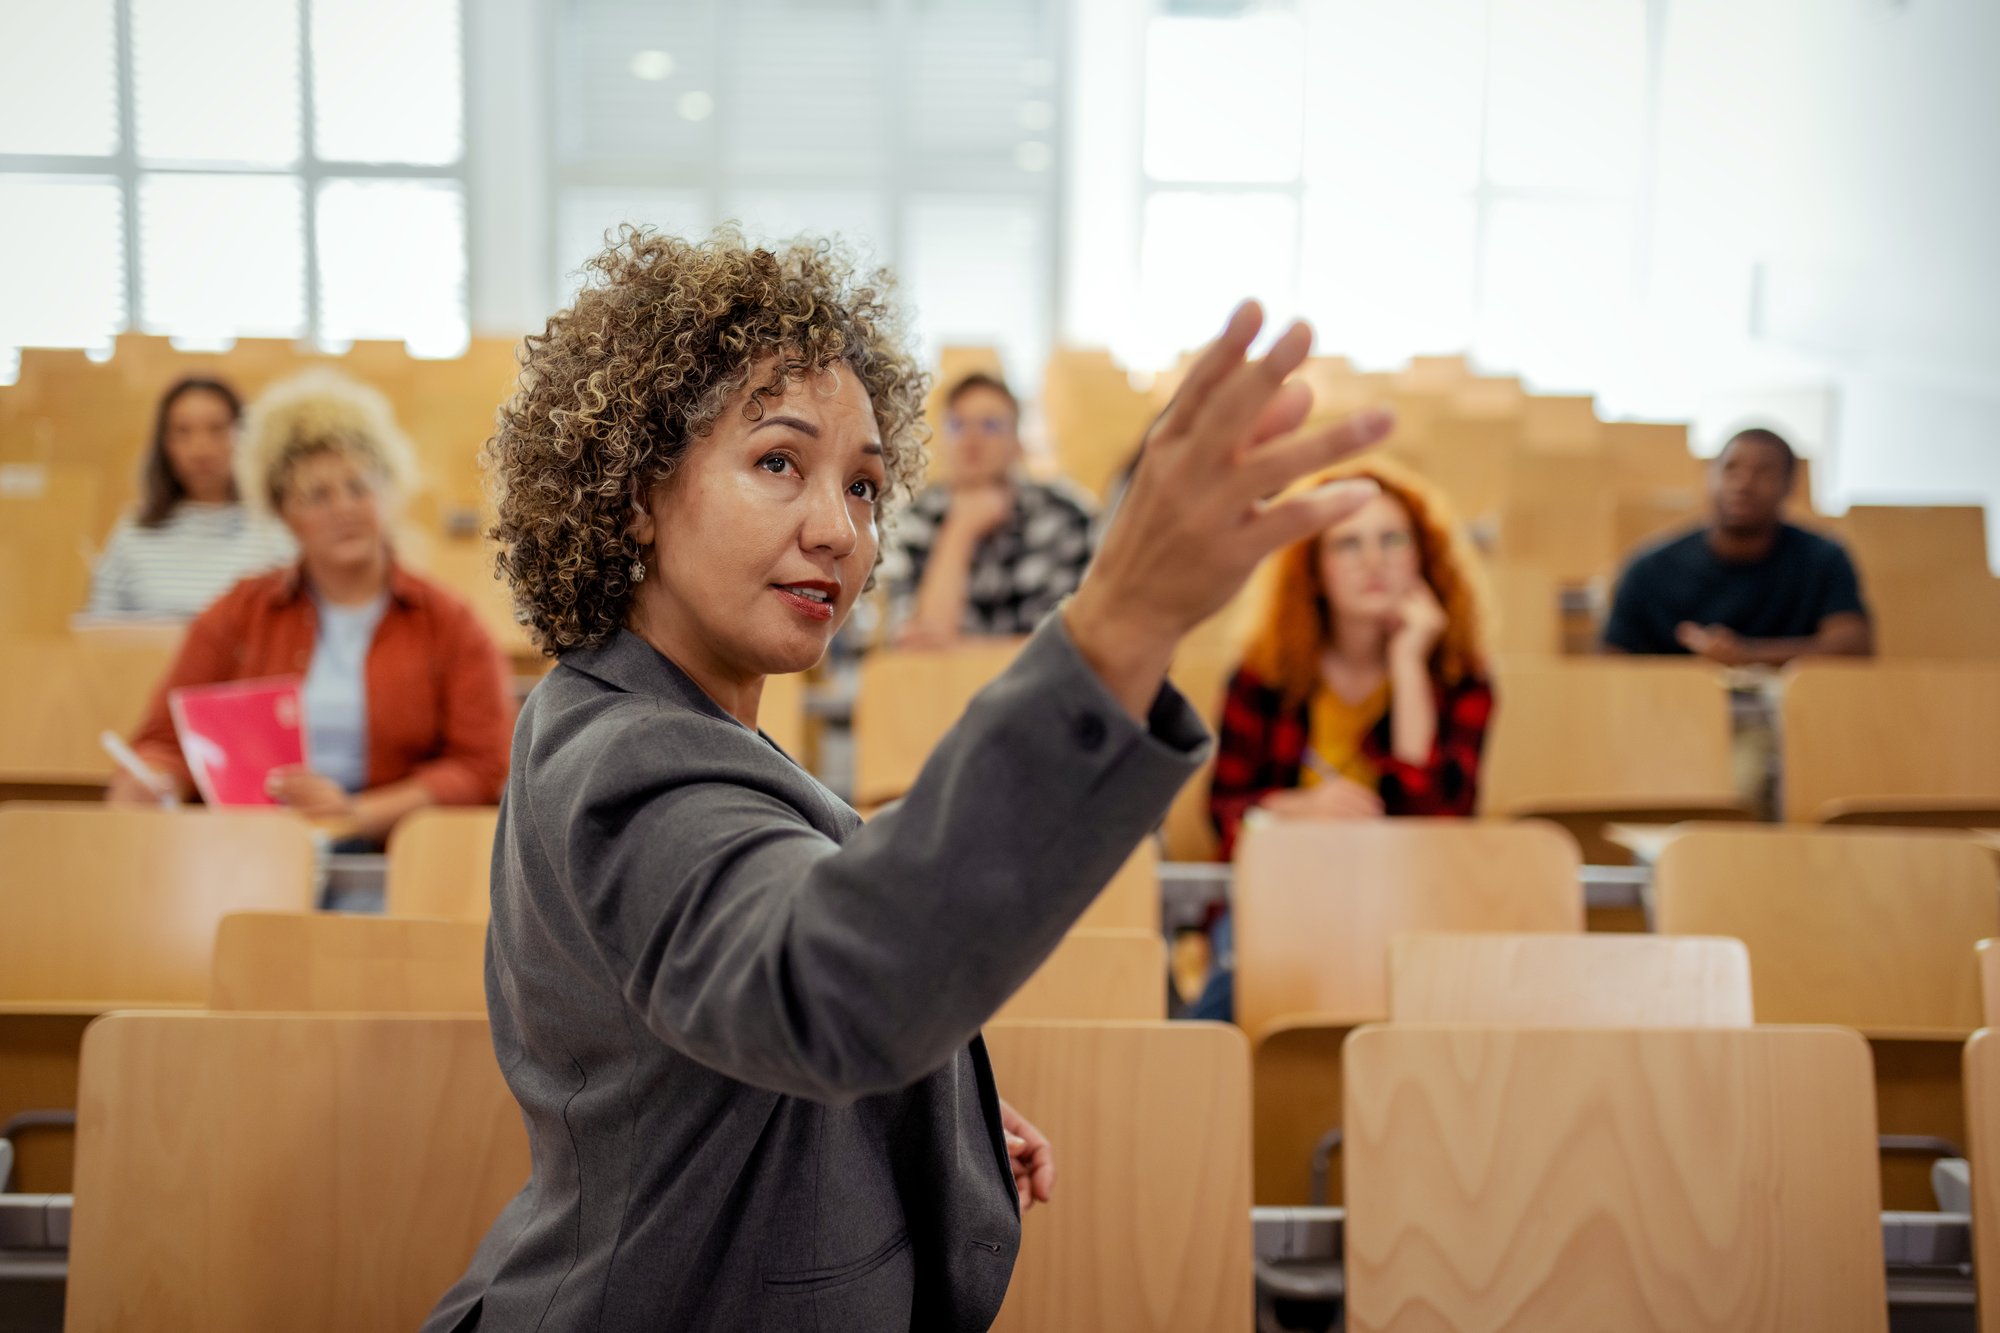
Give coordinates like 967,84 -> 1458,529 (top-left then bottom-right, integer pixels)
1193,460 -> 1494,1018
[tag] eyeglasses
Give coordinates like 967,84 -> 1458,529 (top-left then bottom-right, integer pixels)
946,415 -> 1013,437
1323,529 -> 1414,561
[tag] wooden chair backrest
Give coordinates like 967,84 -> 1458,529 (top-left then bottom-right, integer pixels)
757,669 -> 811,763
1654,826 -> 1999,1034
1078,840 -> 1159,933
0,805 -> 316,1007
0,629 -> 182,789
850,639 -> 1025,807
1520,395 -> 1601,452
209,913 -> 487,1013
385,806 -> 500,921
1962,1029 -> 2000,1333
1479,659 -> 1741,818
1485,564 -> 1562,657
1603,420 -> 1703,503
1039,346 -> 1155,502
1233,820 -> 1582,1042
993,930 -> 1164,1023
1981,939 -> 2000,1028
1343,1025 -> 1886,1333
0,471 -> 99,633
985,1022 -> 1252,1332
1388,933 -> 1753,1026
1868,573 -> 2000,659
1837,504 -> 1989,579
66,1012 -> 527,1332
1779,663 -> 2000,823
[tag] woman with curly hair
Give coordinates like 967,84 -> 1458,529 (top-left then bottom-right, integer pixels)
421,227 -> 1391,1332
109,370 -> 513,847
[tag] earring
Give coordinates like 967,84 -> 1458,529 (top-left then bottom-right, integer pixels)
630,558 -> 647,584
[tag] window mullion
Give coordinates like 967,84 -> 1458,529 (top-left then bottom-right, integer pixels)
298,0 -> 321,346
113,0 -> 140,340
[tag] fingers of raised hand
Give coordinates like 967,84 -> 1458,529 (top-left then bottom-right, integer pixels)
1190,320 -> 1314,449
1163,301 -> 1265,430
1244,476 -> 1383,557
1246,379 -> 1314,452
1239,406 -> 1394,501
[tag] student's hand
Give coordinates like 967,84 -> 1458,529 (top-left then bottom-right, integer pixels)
105,770 -> 171,807
1388,583 -> 1447,664
1675,621 -> 1746,666
1259,778 -> 1385,821
942,482 -> 1014,544
1066,302 -> 1392,719
266,766 -> 356,819
999,1097 -> 1055,1213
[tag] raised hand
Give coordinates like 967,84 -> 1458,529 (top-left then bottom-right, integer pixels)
1064,302 -> 1392,718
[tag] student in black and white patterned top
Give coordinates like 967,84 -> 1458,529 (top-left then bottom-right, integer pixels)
880,373 -> 1094,647
86,377 -> 295,619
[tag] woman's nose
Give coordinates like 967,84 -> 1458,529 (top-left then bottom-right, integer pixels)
800,482 -> 858,557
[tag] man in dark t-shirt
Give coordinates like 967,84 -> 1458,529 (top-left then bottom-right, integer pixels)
1602,428 -> 1873,665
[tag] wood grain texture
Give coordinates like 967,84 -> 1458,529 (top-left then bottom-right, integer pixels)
994,929 -> 1165,1023
1233,820 -> 1583,1044
1962,1030 -> 2000,1333
1252,1020 -> 1351,1206
1478,659 -> 1744,820
1981,940 -> 2000,1027
0,804 -> 317,1005
985,1022 -> 1253,1333
850,638 -> 1026,806
208,912 -> 488,1013
1343,1025 -> 1887,1333
384,806 -> 500,921
1654,826 -> 1998,1034
1779,663 -> 2000,824
1388,933 -> 1754,1027
65,1012 -> 527,1333
0,630 -> 181,788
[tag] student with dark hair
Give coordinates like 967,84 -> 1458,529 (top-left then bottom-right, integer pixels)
1602,427 -> 1871,665
85,376 -> 294,618
880,371 -> 1095,646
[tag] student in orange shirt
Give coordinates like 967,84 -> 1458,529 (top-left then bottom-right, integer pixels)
108,370 -> 512,843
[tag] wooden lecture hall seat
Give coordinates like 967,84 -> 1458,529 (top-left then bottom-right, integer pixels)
1233,819 -> 1581,1205
64,1012 -> 527,1333
1387,932 -> 1755,1028
0,804 -> 316,1192
1343,1025 -> 1886,1333
1779,663 -> 2000,827
1656,825 -> 2000,1208
208,912 -> 488,1014
993,929 -> 1165,1024
985,1022 -> 1252,1333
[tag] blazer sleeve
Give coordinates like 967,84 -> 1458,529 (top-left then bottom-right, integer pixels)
127,592 -> 251,788
549,615 -> 1208,1106
405,600 -> 514,805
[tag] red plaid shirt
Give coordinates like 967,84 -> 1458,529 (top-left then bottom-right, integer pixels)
1209,665 -> 1495,859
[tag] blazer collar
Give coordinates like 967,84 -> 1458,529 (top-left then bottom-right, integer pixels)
560,628 -> 746,728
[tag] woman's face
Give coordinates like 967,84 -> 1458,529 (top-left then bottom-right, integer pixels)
277,449 -> 388,570
164,389 -> 238,504
1316,492 -> 1423,622
635,363 -> 887,680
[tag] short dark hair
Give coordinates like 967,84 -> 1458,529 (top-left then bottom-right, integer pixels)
135,377 -> 243,528
1722,426 -> 1797,478
944,372 -> 1018,421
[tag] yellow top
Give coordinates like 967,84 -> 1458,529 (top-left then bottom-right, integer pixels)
1301,681 -> 1390,791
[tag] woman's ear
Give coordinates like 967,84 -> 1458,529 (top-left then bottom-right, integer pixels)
627,479 -> 658,546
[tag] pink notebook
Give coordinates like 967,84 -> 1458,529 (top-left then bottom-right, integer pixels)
167,676 -> 306,807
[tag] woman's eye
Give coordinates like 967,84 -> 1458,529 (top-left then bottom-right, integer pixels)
849,478 -> 880,503
758,453 -> 795,476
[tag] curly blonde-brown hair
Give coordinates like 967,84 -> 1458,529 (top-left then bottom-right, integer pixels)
237,368 -> 417,511
487,227 -> 931,654
1242,457 -> 1491,707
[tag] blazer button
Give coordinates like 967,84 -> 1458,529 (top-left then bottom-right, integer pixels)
1073,712 -> 1107,753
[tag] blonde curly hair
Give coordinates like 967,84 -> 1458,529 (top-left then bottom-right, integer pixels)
1242,457 -> 1492,707
237,368 -> 417,511
487,227 -> 930,655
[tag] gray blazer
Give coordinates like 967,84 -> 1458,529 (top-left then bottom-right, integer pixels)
422,616 -> 1206,1331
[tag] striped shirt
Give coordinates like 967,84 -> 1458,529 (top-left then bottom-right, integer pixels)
86,503 -> 297,619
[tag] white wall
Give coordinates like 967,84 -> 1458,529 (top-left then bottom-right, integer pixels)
1650,0 -> 2000,561
464,0 -> 552,337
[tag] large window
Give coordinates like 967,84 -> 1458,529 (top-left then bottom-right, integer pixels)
1127,0 -> 1653,391
0,0 -> 469,368
550,0 -> 1064,391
